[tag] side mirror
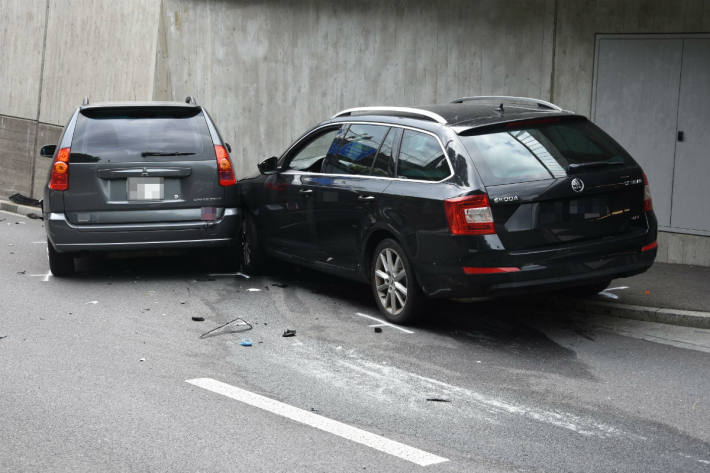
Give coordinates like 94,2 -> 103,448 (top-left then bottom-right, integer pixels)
40,144 -> 56,158
258,156 -> 279,175
224,142 -> 232,153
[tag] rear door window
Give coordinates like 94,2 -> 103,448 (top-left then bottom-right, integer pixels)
322,124 -> 389,175
370,127 -> 398,177
396,130 -> 450,181
70,107 -> 213,163
459,117 -> 633,186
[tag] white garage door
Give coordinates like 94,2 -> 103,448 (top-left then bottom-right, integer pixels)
592,34 -> 710,235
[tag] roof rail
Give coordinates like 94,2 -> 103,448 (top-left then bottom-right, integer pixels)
450,96 -> 563,111
332,106 -> 448,124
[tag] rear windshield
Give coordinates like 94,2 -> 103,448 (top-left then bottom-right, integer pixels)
459,117 -> 633,186
70,107 -> 214,163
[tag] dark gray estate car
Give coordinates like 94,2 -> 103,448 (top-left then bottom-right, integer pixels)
41,100 -> 240,276
239,96 -> 657,323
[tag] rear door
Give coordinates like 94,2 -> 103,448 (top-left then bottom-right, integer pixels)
64,106 -> 222,224
458,117 -> 648,250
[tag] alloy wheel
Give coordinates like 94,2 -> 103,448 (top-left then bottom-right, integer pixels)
374,247 -> 408,315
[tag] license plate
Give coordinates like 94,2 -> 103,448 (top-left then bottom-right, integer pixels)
127,177 -> 164,201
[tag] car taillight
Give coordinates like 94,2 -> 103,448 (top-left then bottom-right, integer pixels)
48,147 -> 70,191
643,172 -> 653,212
444,194 -> 495,235
215,145 -> 236,186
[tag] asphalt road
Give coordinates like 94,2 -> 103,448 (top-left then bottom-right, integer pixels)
1,210 -> 709,473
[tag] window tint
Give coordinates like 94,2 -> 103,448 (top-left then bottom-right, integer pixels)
323,124 -> 389,175
397,130 -> 450,181
288,128 -> 340,172
459,117 -> 632,186
71,107 -> 213,163
371,128 -> 396,177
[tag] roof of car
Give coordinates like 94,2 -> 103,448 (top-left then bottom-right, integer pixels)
330,97 -> 579,132
80,101 -> 199,110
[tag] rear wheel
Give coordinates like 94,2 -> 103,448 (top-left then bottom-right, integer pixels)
241,213 -> 267,274
47,240 -> 75,276
370,238 -> 423,325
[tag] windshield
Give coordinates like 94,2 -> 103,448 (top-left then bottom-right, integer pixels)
459,117 -> 633,186
70,107 -> 214,163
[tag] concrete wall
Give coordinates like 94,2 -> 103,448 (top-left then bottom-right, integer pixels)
156,0 -> 556,177
552,0 -> 710,114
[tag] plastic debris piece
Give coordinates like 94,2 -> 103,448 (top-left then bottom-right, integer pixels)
200,317 -> 253,339
180,301 -> 186,305
282,329 -> 296,337
272,282 -> 288,288
236,272 -> 251,279
0,336 -> 7,340
426,398 -> 451,403
17,270 -> 26,275
644,290 -> 650,295
9,193 -> 41,207
192,316 -> 205,322
26,213 -> 43,220
139,358 -> 146,362
374,327 -> 382,333
240,338 -> 253,347
86,300 -> 99,305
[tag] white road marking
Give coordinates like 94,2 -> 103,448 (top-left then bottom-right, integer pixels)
186,378 -> 448,467
355,312 -> 414,334
30,271 -> 52,282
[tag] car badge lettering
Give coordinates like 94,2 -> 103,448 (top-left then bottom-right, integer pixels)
493,195 -> 520,204
571,178 -> 584,193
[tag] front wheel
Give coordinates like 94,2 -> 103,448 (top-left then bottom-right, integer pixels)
370,238 -> 423,325
48,240 -> 75,276
240,213 -> 267,275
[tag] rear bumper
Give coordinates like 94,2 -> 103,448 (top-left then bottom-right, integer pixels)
414,232 -> 657,299
45,208 -> 240,252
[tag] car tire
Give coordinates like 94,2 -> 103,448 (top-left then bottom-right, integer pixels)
241,213 -> 267,275
565,279 -> 612,297
370,238 -> 423,325
47,240 -> 75,276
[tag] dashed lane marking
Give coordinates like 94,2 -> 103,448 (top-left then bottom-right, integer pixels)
186,378 -> 448,467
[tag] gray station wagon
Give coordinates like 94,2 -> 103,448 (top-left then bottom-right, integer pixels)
41,99 -> 240,275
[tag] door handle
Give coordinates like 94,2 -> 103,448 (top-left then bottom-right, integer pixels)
299,188 -> 313,194
357,195 -> 375,201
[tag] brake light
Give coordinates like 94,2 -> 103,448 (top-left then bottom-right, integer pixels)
444,194 -> 495,235
642,172 -> 653,212
215,145 -> 236,186
48,147 -> 71,191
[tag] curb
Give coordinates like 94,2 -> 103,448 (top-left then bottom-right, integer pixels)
571,299 -> 710,330
0,199 -> 41,217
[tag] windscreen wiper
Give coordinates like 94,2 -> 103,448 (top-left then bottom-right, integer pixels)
141,151 -> 196,157
567,161 -> 623,173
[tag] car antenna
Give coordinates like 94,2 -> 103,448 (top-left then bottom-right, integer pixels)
185,96 -> 198,105
82,96 -> 89,106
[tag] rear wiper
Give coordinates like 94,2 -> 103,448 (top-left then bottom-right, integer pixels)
141,151 -> 196,157
567,161 -> 623,173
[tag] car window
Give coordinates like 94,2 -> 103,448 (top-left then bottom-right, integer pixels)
70,107 -> 213,163
322,124 -> 389,176
396,130 -> 450,181
287,128 -> 340,172
459,117 -> 633,186
370,127 -> 397,177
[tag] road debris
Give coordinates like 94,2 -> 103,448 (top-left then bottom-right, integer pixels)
200,317 -> 253,339
139,358 -> 146,362
26,213 -> 43,220
240,338 -> 253,347
374,327 -> 382,333
282,329 -> 296,337
17,270 -> 26,275
191,316 -> 205,322
86,300 -> 99,305
247,288 -> 262,292
272,282 -> 288,288
9,193 -> 41,207
0,335 -> 7,340
426,398 -> 451,403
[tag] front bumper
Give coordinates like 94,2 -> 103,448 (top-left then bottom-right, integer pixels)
46,208 -> 241,252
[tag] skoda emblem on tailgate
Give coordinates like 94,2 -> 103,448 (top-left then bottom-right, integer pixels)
571,178 -> 585,193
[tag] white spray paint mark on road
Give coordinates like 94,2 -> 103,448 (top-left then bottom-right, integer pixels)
355,312 -> 414,334
186,378 -> 449,466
